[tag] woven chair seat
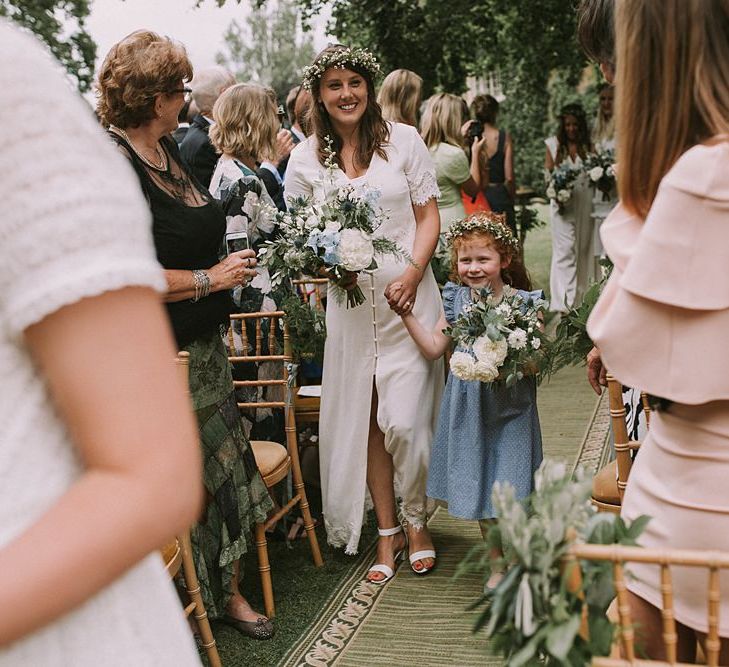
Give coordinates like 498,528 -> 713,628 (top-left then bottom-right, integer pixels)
592,460 -> 619,504
251,440 -> 289,486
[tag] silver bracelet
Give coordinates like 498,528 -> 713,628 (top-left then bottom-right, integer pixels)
191,270 -> 210,302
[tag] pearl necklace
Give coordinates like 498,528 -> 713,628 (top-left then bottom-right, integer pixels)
109,125 -> 168,171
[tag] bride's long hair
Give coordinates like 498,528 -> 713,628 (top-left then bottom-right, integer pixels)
306,45 -> 389,171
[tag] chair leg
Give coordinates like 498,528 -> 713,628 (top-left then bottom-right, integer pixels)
287,428 -> 324,568
255,522 -> 275,619
179,531 -> 222,667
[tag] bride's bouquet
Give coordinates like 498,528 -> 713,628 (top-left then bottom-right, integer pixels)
583,148 -> 616,201
545,162 -> 583,212
446,286 -> 549,386
259,183 -> 409,308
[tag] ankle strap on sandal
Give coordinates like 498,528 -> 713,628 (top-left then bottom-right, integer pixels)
377,525 -> 403,537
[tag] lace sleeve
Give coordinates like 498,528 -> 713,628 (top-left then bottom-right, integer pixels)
402,124 -> 441,206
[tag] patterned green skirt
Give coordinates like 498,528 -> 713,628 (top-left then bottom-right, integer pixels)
184,330 -> 274,619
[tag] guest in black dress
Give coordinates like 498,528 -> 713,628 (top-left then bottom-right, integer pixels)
97,29 -> 275,640
470,94 -> 516,233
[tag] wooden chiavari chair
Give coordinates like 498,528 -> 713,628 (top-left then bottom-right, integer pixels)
226,311 -> 323,619
567,542 -> 729,666
159,352 -> 221,667
591,375 -> 647,514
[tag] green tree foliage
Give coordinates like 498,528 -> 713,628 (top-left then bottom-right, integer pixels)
215,0 -> 315,102
0,0 -> 95,92
217,0 -> 589,191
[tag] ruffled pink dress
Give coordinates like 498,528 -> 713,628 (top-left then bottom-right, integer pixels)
588,139 -> 729,635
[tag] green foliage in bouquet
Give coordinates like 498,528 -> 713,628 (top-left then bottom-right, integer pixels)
430,234 -> 452,288
459,461 -> 650,666
281,292 -> 326,365
549,259 -> 613,375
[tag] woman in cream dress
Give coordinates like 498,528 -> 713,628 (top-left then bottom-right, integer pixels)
588,1 -> 729,660
545,104 -> 594,312
285,46 -> 443,581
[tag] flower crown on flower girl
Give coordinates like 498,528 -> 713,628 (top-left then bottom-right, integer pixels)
302,46 -> 381,91
445,212 -> 520,254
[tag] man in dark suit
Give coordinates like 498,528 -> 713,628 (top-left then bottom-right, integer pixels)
179,66 -> 292,210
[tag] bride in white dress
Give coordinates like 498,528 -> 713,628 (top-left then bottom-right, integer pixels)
285,46 -> 443,582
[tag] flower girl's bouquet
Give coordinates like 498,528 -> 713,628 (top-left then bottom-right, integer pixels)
259,183 -> 409,308
545,162 -> 583,212
583,148 -> 616,201
446,286 -> 549,386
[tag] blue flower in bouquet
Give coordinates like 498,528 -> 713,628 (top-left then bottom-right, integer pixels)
306,228 -> 341,264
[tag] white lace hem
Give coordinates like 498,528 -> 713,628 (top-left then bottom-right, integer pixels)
324,517 -> 362,556
409,170 -> 441,207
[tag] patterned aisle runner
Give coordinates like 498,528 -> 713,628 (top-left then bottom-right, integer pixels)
280,365 -> 610,666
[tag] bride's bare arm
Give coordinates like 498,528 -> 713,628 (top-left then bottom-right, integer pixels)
0,287 -> 203,645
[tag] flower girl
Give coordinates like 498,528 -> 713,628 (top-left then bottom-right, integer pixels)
393,213 -> 544,585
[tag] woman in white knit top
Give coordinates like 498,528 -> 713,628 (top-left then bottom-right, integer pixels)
0,20 -> 203,666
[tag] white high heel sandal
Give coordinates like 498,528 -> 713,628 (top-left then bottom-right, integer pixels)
366,526 -> 405,584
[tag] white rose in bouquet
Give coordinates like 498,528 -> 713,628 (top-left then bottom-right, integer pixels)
305,214 -> 320,230
606,165 -> 616,177
589,166 -> 604,182
473,335 -> 508,366
338,228 -> 375,271
474,360 -> 499,382
507,328 -> 528,350
325,220 -> 342,232
450,351 -> 476,380
557,189 -> 571,203
546,185 -> 556,199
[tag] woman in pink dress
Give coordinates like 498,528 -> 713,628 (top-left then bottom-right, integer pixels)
587,1 -> 729,661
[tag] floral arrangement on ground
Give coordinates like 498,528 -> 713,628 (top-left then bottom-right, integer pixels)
446,285 -> 549,386
459,460 -> 650,666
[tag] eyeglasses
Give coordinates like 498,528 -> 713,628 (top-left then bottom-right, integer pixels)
168,87 -> 192,97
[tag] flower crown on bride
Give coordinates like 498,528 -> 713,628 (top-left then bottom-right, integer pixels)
445,212 -> 520,254
302,46 -> 381,91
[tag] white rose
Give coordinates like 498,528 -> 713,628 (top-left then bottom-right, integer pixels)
474,360 -> 499,383
546,185 -> 556,199
530,337 -> 541,350
449,351 -> 476,381
325,219 -> 342,232
557,189 -> 571,203
589,166 -> 604,182
507,328 -> 528,350
607,164 -> 616,177
473,335 -> 508,366
337,228 -> 375,271
305,214 -> 321,230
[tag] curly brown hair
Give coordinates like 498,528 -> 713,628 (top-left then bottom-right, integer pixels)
96,30 -> 193,129
306,44 -> 389,171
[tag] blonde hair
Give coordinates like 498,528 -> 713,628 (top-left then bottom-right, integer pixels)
420,93 -> 466,149
96,30 -> 192,128
209,83 -> 278,162
615,0 -> 729,218
377,69 -> 422,126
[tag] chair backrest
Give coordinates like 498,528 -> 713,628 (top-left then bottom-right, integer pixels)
225,311 -> 298,451
292,277 -> 328,312
569,543 -> 729,666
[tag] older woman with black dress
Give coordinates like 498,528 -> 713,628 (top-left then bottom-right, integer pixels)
96,30 -> 275,640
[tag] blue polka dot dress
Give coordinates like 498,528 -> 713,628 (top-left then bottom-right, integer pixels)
426,283 -> 544,520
